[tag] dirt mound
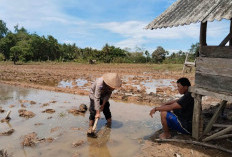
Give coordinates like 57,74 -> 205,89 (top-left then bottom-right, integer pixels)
0,129 -> 14,136
21,132 -> 54,147
18,109 -> 35,118
42,109 -> 55,113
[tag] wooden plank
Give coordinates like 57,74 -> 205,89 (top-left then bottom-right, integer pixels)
200,46 -> 232,58
203,100 -> 227,136
203,126 -> 232,142
230,19 -> 232,46
189,87 -> 232,102
200,22 -> 207,46
196,57 -> 232,77
185,62 -> 195,66
192,93 -> 202,140
195,73 -> 232,94
219,32 -> 232,46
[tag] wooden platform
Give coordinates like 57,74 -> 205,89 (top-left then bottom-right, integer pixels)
189,86 -> 232,141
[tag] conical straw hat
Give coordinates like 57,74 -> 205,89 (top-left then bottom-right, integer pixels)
102,73 -> 122,88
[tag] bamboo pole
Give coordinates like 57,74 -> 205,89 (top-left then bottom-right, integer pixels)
154,139 -> 232,154
203,100 -> 227,136
214,134 -> 232,140
213,124 -> 232,128
203,126 -> 232,142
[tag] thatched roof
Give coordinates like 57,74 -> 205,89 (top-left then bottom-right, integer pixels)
146,0 -> 232,29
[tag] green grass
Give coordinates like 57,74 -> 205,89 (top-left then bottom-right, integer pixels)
152,64 -> 187,71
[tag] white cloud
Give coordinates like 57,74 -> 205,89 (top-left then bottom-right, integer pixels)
0,0 -> 229,50
96,20 -> 229,49
97,21 -> 200,40
0,0 -> 85,30
114,37 -> 146,49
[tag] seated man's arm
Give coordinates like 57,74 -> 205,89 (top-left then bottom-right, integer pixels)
156,102 -> 181,111
150,102 -> 181,117
161,99 -> 178,106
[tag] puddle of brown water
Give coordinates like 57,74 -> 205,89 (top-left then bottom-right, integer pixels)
0,83 -> 161,157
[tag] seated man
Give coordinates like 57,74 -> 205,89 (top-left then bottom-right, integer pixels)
150,77 -> 194,139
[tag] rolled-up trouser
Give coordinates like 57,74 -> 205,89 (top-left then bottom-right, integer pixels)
89,98 -> 111,120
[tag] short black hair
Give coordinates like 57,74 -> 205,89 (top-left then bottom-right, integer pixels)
177,77 -> 191,87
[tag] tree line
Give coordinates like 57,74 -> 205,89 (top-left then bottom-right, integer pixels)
0,20 -> 198,64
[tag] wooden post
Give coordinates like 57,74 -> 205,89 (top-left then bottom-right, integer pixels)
230,19 -> 232,46
200,22 -> 207,47
192,93 -> 202,140
203,100 -> 227,136
219,32 -> 232,46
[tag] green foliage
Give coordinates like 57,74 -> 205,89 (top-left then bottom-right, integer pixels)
188,42 -> 199,61
0,53 -> 5,61
0,19 -> 199,64
0,20 -> 8,39
0,32 -> 17,60
153,64 -> 183,71
152,46 -> 169,63
164,50 -> 186,64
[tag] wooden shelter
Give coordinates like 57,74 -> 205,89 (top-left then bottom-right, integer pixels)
147,0 -> 232,141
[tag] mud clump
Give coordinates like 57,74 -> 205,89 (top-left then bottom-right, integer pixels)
72,140 -> 85,147
79,104 -> 88,112
18,109 -> 35,118
41,103 -> 49,107
21,132 -> 38,147
9,105 -> 15,108
0,129 -> 15,136
21,132 -> 54,147
34,123 -> 43,126
68,109 -> 81,116
67,104 -> 88,116
0,149 -> 9,157
50,127 -> 61,133
0,107 -> 5,113
0,118 -> 10,123
42,109 -> 55,113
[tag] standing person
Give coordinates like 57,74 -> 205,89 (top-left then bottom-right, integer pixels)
87,73 -> 122,135
149,77 -> 194,139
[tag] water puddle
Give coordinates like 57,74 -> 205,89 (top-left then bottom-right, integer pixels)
58,77 -> 176,93
58,78 -> 90,91
0,83 -> 161,157
141,79 -> 176,94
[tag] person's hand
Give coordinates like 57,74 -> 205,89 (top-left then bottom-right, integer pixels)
100,105 -> 105,111
149,108 -> 156,118
95,110 -> 101,119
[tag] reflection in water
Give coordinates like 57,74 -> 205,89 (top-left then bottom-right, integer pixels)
0,84 -> 30,104
88,126 -> 112,157
141,79 -> 175,94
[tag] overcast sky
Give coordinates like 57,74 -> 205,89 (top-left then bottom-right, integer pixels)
0,0 -> 230,53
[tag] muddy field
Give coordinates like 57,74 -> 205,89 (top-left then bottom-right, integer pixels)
0,62 -> 194,106
0,62 -> 231,157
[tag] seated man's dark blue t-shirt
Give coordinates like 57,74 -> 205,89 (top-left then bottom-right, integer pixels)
173,91 -> 194,133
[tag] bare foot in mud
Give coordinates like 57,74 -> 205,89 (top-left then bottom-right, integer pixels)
159,132 -> 171,139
